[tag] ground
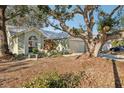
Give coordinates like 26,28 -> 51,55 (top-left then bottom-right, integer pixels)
0,55 -> 124,88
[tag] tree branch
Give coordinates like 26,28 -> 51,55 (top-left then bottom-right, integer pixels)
6,7 -> 32,21
88,6 -> 96,31
59,19 -> 87,39
109,5 -> 121,17
48,21 -> 62,31
49,6 -> 94,40
107,32 -> 122,40
76,5 -> 84,14
5,10 -> 22,21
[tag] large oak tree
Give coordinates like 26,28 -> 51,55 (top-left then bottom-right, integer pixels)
0,5 -> 8,56
40,5 -> 124,57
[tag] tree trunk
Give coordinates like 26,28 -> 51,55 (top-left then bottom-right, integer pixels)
0,5 -> 9,57
93,41 -> 103,57
83,39 -> 94,57
84,39 -> 104,57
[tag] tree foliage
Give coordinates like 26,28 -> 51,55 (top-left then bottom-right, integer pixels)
98,17 -> 119,32
112,40 -> 124,47
6,5 -> 49,27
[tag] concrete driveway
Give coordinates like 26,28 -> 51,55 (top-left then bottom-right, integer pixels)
98,53 -> 124,61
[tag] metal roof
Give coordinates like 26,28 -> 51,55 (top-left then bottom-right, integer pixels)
7,26 -> 69,39
40,29 -> 69,39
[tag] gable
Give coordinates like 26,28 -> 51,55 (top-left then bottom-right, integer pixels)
7,26 -> 69,40
9,27 -> 43,39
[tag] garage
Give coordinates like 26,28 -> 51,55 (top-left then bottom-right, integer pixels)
69,38 -> 86,53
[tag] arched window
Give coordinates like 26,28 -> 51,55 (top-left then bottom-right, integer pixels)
29,36 -> 37,40
28,36 -> 38,53
28,36 -> 38,46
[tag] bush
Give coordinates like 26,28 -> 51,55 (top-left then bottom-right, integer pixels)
38,51 -> 48,58
47,50 -> 70,57
111,40 -> 124,47
36,50 -> 70,58
13,54 -> 26,60
48,50 -> 63,57
32,48 -> 39,54
62,50 -> 70,55
23,71 -> 85,88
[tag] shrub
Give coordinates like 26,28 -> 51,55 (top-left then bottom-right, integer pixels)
32,48 -> 39,54
38,51 -> 47,58
37,50 -> 70,58
62,50 -> 70,55
47,50 -> 70,57
48,50 -> 63,57
13,54 -> 26,60
111,40 -> 124,47
23,71 -> 85,88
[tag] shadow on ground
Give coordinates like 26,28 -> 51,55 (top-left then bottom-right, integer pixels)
112,60 -> 122,88
0,62 -> 31,73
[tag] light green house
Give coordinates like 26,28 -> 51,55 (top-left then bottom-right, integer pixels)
6,26 -> 70,55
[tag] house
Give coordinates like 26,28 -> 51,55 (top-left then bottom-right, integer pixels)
6,26 -> 70,55
101,40 -> 112,52
6,25 -> 88,55
8,25 -> 124,55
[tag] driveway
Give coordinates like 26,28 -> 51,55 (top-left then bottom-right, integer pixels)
98,53 -> 124,61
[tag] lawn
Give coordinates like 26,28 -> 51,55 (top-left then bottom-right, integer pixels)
0,55 -> 124,88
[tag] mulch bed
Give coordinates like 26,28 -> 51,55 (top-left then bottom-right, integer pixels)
0,55 -> 124,88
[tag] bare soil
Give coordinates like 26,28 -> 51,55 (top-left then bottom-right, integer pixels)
0,55 -> 124,88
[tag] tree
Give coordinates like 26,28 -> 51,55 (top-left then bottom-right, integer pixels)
6,6 -> 49,28
0,5 -> 49,57
111,40 -> 124,47
0,5 -> 8,56
39,5 -> 123,57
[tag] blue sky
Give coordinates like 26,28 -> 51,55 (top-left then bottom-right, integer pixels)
43,5 -> 119,35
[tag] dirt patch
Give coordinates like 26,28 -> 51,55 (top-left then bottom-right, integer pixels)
0,55 -> 124,88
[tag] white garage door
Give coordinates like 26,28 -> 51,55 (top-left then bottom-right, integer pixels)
69,39 -> 86,53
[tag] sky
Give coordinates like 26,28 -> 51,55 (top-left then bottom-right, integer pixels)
43,5 -> 120,35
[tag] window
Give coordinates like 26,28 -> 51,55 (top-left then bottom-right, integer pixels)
29,36 -> 37,40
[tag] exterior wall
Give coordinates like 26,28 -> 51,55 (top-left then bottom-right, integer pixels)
6,30 -> 11,47
18,34 -> 25,54
8,30 -> 44,55
68,38 -> 86,53
6,29 -> 13,53
12,37 -> 19,54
